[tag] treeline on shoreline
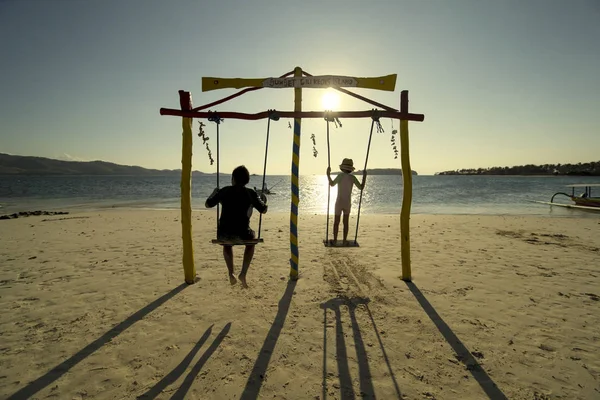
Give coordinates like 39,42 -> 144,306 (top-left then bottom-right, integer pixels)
436,161 -> 600,176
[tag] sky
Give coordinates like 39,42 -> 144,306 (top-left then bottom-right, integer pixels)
1,0 -> 599,176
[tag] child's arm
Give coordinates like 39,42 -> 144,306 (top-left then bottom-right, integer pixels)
326,167 -> 339,187
326,167 -> 334,186
353,171 -> 367,190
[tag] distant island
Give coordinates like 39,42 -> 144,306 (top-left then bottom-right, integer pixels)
436,161 -> 600,176
0,153 -> 207,176
354,168 -> 417,175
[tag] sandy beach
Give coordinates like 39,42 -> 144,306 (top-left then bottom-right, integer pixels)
0,209 -> 599,399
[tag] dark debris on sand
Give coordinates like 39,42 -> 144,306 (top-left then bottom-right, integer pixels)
0,211 -> 69,220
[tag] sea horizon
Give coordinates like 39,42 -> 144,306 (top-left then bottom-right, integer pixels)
2,174 -> 598,218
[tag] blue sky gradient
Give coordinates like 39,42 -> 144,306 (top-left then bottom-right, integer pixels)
1,0 -> 598,175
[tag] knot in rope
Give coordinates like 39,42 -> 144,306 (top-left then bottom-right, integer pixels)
371,110 -> 384,133
324,111 -> 336,123
208,111 -> 223,124
268,109 -> 280,121
324,111 -> 342,128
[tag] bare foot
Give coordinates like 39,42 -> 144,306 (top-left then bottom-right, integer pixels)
238,273 -> 249,289
342,240 -> 348,246
229,274 -> 237,285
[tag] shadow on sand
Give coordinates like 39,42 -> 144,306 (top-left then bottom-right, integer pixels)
405,281 -> 508,400
239,279 -> 297,400
137,322 -> 232,399
8,283 -> 188,400
320,297 -> 402,400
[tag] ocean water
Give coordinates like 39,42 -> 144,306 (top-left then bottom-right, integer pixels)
1,174 -> 599,218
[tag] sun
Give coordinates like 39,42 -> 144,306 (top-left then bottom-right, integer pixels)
321,90 -> 340,110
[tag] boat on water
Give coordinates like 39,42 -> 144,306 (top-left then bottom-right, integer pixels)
533,184 -> 600,211
253,179 -> 283,196
254,186 -> 276,196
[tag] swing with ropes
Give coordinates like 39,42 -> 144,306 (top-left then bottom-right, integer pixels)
322,110 -> 385,248
159,67 -> 425,284
206,110 -> 280,246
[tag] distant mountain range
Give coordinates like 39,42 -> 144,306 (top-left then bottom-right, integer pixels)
0,153 -> 206,176
0,154 -> 418,176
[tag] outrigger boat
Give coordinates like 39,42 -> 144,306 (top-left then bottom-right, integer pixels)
255,187 -> 276,196
254,178 -> 284,196
533,184 -> 600,211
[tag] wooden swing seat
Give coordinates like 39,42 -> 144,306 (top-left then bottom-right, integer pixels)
211,238 -> 264,246
323,239 -> 360,248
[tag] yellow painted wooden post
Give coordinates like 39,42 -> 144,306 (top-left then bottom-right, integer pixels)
400,90 -> 412,281
289,66 -> 302,280
179,90 -> 196,284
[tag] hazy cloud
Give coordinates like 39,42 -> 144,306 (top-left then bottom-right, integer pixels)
57,153 -> 86,162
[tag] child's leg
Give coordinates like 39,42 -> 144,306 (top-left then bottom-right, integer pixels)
222,245 -> 236,284
332,201 -> 343,242
342,209 -> 350,243
333,214 -> 341,242
239,244 -> 255,288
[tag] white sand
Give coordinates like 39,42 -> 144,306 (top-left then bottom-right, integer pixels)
0,210 -> 599,399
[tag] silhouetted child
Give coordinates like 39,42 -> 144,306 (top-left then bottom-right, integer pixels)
326,158 -> 367,245
205,165 -> 268,287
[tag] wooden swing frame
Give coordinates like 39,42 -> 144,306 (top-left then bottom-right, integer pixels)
159,67 -> 425,284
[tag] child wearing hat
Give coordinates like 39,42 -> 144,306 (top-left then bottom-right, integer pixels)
326,158 -> 367,245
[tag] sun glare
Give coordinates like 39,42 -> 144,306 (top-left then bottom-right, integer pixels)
321,90 -> 340,110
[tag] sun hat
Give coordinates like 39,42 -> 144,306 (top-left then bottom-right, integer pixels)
339,158 -> 355,172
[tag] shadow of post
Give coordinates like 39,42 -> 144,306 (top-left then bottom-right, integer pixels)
137,325 -> 214,399
171,323 -> 232,400
321,303 -> 327,400
321,297 -> 382,400
325,301 -> 355,400
405,282 -> 508,400
347,302 -> 375,399
240,280 -> 297,400
363,304 -> 402,399
8,283 -> 188,400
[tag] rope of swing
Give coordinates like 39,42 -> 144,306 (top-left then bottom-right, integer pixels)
325,113 -> 333,242
354,110 -> 382,243
208,113 -> 223,231
257,110 -> 278,238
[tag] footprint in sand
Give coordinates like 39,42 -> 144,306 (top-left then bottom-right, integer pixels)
583,293 -> 599,301
539,344 -> 556,352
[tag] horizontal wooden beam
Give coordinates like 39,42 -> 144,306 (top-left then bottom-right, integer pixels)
202,74 -> 397,92
159,108 -> 425,122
